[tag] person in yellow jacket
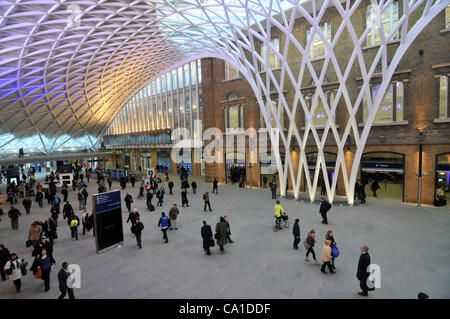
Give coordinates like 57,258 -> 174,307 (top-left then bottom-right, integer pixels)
274,200 -> 285,229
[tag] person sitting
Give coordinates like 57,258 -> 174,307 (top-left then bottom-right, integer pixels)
434,185 -> 447,207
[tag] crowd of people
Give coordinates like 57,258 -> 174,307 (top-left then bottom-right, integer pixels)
0,164 -> 432,299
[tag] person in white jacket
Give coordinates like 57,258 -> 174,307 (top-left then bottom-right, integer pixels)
320,240 -> 335,274
4,253 -> 23,292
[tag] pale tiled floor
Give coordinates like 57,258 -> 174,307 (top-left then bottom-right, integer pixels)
0,174 -> 449,299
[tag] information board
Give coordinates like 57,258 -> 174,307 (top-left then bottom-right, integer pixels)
92,190 -> 124,253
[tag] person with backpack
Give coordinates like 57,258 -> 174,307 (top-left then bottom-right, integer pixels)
124,192 -> 133,212
0,244 -> 11,281
326,230 -> 338,270
131,217 -> 144,249
319,197 -> 332,225
69,214 -> 80,240
157,212 -> 170,243
4,253 -> 23,293
292,218 -> 301,249
320,240 -> 335,274
22,197 -> 32,215
8,206 -> 21,230
201,220 -> 213,256
304,230 -> 320,265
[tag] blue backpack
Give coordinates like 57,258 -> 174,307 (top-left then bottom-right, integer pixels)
331,246 -> 340,258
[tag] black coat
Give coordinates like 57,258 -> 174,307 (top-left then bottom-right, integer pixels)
0,248 -> 11,264
131,222 -> 144,235
292,223 -> 300,237
201,225 -> 213,249
357,252 -> 371,281
127,212 -> 140,224
319,201 -> 332,213
58,269 -> 70,291
8,208 -> 21,220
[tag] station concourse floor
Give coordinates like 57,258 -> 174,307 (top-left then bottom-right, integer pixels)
0,174 -> 449,299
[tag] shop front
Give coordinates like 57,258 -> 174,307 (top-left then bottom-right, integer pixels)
140,152 -> 151,171
225,151 -> 246,184
176,149 -> 193,176
157,151 -> 171,173
361,152 -> 405,201
435,152 -> 450,203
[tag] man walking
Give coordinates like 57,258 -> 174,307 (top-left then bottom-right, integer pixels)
224,215 -> 233,243
191,180 -> 197,194
215,217 -> 228,253
201,221 -> 213,255
124,192 -> 133,212
4,253 -> 23,293
320,240 -> 335,274
319,197 -> 332,224
156,186 -> 165,207
8,206 -> 21,230
78,190 -> 85,210
212,177 -> 219,194
69,214 -> 80,240
168,180 -> 174,195
158,212 -> 170,243
357,245 -> 373,296
203,191 -> 212,212
169,204 -> 179,230
181,188 -> 189,207
132,218 -> 144,249
127,209 -> 140,231
292,218 -> 301,249
270,180 -> 277,199
22,197 -> 32,215
58,262 -> 75,299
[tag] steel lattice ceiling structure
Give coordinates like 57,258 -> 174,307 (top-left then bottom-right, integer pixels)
0,0 -> 447,203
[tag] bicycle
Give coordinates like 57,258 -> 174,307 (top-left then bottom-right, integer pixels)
273,213 -> 289,232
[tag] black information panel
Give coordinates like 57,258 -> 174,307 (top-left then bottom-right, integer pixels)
93,190 -> 124,253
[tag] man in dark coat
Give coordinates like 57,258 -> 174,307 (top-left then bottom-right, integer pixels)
61,187 -> 68,202
131,218 -> 144,249
270,180 -> 277,199
58,262 -> 75,299
292,218 -> 300,249
357,245 -> 373,296
181,188 -> 189,207
63,202 -> 74,220
212,177 -> 219,194
191,180 -> 197,194
354,179 -> 361,201
0,244 -> 11,281
168,181 -> 174,195
201,221 -> 213,255
319,197 -> 332,224
8,206 -> 21,230
215,217 -> 228,253
127,209 -> 140,230
146,191 -> 154,211
124,193 -> 133,212
22,198 -> 32,215
224,215 -> 233,243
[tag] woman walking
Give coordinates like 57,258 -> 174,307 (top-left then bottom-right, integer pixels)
305,230 -> 319,265
320,240 -> 335,274
39,249 -> 53,292
326,230 -> 337,270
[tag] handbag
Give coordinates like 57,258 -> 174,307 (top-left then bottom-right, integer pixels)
25,239 -> 32,248
331,246 -> 340,258
210,239 -> 215,247
303,239 -> 310,250
214,233 -> 219,240
34,267 -> 42,279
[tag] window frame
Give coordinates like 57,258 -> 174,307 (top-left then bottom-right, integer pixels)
366,0 -> 400,47
306,22 -> 332,60
260,37 -> 280,72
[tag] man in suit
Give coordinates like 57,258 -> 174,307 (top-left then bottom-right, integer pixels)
201,221 -> 213,255
58,262 -> 75,299
356,245 -> 373,296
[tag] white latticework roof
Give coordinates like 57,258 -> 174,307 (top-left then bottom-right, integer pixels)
0,0 -> 291,152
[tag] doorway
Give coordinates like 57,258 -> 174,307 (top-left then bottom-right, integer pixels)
361,152 -> 405,201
